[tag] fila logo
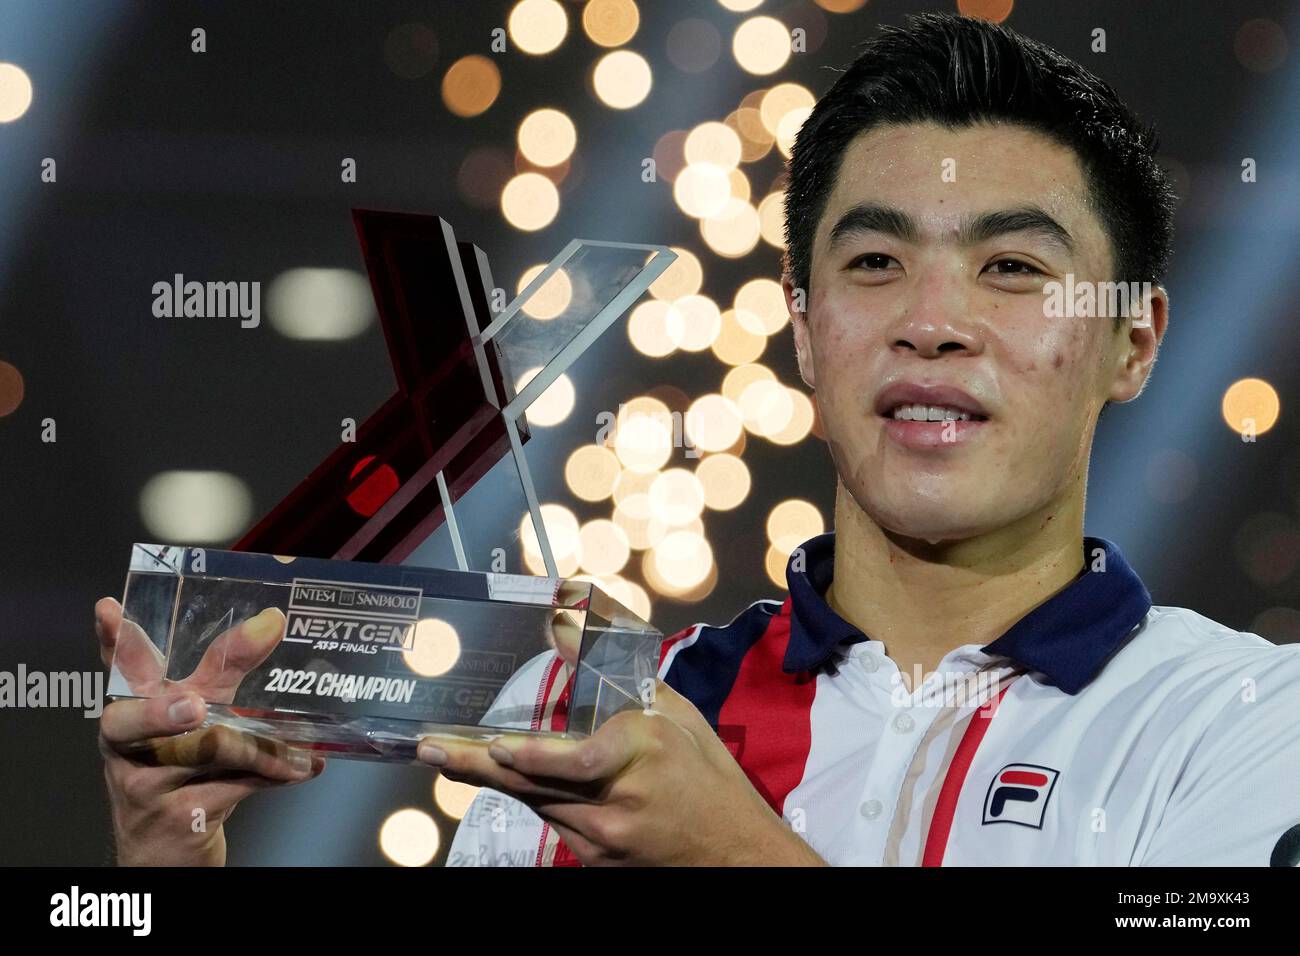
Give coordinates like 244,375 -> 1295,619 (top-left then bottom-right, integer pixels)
982,763 -> 1060,829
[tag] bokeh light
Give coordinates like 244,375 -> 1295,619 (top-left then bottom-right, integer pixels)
584,0 -> 640,47
442,55 -> 501,117
732,16 -> 792,75
767,498 -> 824,553
501,172 -> 560,231
139,471 -> 253,543
0,360 -> 24,416
592,50 -> 653,108
516,367 -> 575,426
379,808 -> 440,867
565,444 -> 621,501
696,452 -> 751,510
1221,378 -> 1280,436
403,618 -> 461,677
518,108 -> 577,166
433,775 -> 480,820
509,0 -> 569,55
517,264 -> 573,319
267,268 -> 374,340
0,63 -> 33,123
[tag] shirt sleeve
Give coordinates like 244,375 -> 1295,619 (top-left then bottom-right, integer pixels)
1139,644 -> 1300,866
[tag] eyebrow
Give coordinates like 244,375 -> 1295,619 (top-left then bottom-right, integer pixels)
826,202 -> 1076,256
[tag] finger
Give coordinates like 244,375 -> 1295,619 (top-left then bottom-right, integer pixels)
182,758 -> 326,807
100,693 -> 208,748
418,736 -> 604,803
484,717 -> 642,783
548,609 -> 583,668
187,607 -> 285,703
96,599 -> 166,691
122,723 -> 318,782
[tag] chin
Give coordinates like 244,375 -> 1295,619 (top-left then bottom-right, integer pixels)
853,486 -> 994,544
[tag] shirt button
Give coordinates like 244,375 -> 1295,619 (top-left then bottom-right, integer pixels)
859,799 -> 883,820
859,652 -> 879,673
892,712 -> 915,734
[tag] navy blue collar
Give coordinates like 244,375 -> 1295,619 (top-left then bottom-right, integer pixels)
783,532 -> 1152,694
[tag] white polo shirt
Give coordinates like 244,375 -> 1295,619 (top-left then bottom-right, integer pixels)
448,533 -> 1300,866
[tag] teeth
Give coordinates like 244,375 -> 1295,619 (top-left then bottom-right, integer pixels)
890,403 -> 973,422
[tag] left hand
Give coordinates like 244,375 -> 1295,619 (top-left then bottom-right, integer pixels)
417,679 -> 825,866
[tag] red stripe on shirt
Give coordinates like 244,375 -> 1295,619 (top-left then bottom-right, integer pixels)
921,681 -> 1013,866
715,598 -> 817,815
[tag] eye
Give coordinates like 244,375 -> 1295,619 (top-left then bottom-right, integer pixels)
984,258 -> 1043,276
849,253 -> 899,270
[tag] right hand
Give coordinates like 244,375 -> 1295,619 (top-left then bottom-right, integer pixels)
95,596 -> 325,866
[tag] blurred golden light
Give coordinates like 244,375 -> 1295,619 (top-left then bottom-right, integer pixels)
651,530 -> 714,590
1222,378 -> 1281,435
696,453 -> 751,511
433,776 -> 480,820
667,293 -> 722,352
441,55 -> 501,117
767,498 -> 824,553
757,190 -> 786,247
815,0 -> 869,11
583,0 -> 640,47
719,0 -> 765,10
614,412 -> 673,472
404,618 -> 461,677
711,309 -> 767,366
722,362 -> 776,405
579,519 -> 631,575
565,444 -> 621,501
674,162 -> 732,218
379,808 -> 440,867
649,468 -> 706,525
267,268 -> 375,341
501,172 -> 560,231
728,167 -> 752,202
775,106 -> 811,158
518,108 -> 577,166
726,106 -> 774,163
700,198 -> 761,258
732,16 -> 792,75
685,394 -> 745,452
768,387 -> 815,445
652,128 -> 689,183
0,360 -> 23,416
623,394 -> 672,420
0,63 -> 33,123
613,466 -> 659,504
614,493 -> 669,550
520,503 -> 582,576
685,121 -> 743,169
509,0 -> 569,55
649,246 -> 703,300
516,367 -> 575,426
599,574 -> 652,621
733,277 -> 789,334
765,543 -> 791,588
140,471 -> 253,544
956,0 -> 1014,23
759,83 -> 813,137
517,264 -> 573,319
739,379 -> 795,437
628,299 -> 681,357
592,50 -> 652,109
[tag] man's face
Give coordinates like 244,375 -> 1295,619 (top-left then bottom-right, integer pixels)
787,121 -> 1163,543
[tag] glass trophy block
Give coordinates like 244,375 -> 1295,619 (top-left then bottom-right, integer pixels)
107,543 -> 663,763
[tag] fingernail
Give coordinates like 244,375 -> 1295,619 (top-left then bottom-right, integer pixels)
168,696 -> 196,724
488,744 -> 514,767
289,751 -> 312,773
417,743 -> 448,766
243,608 -> 284,642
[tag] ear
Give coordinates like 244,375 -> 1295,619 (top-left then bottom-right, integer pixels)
1107,283 -> 1168,404
783,273 -> 816,389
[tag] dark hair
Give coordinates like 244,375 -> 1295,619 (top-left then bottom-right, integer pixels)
783,13 -> 1177,303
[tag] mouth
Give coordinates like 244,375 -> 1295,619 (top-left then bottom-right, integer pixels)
873,383 -> 991,450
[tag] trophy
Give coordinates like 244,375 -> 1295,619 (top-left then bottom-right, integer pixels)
107,209 -> 677,762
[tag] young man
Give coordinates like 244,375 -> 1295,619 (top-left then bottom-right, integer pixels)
93,13 -> 1299,868
433,13 -> 1300,867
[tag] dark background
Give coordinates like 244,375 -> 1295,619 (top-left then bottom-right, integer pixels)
1,0 -> 1298,865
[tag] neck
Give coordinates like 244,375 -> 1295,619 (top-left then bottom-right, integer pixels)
825,479 -> 1087,682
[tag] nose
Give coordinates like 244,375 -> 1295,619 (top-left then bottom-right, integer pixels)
888,274 -> 984,358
